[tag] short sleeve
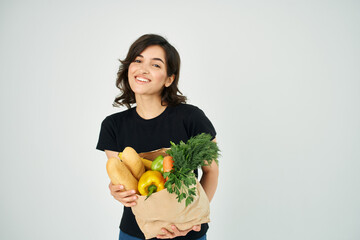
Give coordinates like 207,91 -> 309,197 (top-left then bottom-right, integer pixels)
96,116 -> 119,152
185,106 -> 217,140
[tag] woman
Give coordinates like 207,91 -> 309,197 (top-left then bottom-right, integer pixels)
96,34 -> 219,240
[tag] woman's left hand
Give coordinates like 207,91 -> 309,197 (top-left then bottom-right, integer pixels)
156,225 -> 201,239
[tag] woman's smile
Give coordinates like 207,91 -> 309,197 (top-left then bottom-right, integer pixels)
135,75 -> 151,84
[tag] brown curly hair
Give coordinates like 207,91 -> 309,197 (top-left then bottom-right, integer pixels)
113,34 -> 187,109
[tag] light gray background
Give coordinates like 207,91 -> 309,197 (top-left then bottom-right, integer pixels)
1,0 -> 359,239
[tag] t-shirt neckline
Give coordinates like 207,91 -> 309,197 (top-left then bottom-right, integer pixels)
133,105 -> 170,122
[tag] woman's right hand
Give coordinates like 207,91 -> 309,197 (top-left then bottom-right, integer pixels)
109,182 -> 138,207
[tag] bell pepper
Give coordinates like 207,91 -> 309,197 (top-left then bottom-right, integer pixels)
151,155 -> 164,173
138,170 -> 165,199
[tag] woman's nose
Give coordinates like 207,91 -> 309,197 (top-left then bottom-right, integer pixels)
139,65 -> 149,74
140,69 -> 149,74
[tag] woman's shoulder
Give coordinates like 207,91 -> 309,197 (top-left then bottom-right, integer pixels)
172,103 -> 202,114
102,107 -> 135,123
173,103 -> 216,138
168,104 -> 211,126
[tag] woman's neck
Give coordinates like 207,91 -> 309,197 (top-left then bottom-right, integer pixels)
135,95 -> 167,120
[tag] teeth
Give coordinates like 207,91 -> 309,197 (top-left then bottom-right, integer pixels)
136,77 -> 150,82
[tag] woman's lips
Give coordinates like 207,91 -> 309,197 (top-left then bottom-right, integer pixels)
135,76 -> 151,84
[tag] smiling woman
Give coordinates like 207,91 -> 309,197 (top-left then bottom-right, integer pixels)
96,34 -> 219,240
128,45 -> 175,100
114,34 -> 186,109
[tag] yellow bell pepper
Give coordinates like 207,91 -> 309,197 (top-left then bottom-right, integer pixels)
138,170 -> 165,199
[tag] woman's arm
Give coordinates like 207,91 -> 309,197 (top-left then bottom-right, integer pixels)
200,160 -> 219,202
105,150 -> 120,159
200,138 -> 219,202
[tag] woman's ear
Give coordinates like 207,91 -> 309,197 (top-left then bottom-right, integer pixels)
165,74 -> 175,87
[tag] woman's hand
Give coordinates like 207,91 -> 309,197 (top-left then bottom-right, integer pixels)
108,182 -> 138,207
105,151 -> 138,207
156,225 -> 201,239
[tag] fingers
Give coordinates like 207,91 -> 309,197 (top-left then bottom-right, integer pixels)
108,182 -> 138,207
156,227 -> 175,239
171,225 -> 181,235
118,191 -> 138,207
157,224 -> 200,239
109,183 -> 124,192
192,225 -> 201,232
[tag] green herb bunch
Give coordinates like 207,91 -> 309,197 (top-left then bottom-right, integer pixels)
164,133 -> 220,206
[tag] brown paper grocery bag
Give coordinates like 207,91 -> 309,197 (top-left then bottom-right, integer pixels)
138,147 -> 170,160
132,149 -> 211,239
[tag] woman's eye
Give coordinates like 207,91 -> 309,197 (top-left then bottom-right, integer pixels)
134,59 -> 141,63
153,64 -> 161,68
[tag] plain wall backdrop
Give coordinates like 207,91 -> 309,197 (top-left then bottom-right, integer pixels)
1,0 -> 359,239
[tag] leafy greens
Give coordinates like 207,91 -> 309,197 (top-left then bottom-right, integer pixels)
164,133 -> 220,206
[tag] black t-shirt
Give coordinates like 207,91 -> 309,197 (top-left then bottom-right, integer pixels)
96,103 -> 216,240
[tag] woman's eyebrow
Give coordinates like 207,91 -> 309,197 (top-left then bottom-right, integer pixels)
138,54 -> 164,64
152,58 -> 164,64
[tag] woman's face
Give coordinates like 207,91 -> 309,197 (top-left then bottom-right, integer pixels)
128,45 -> 174,99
